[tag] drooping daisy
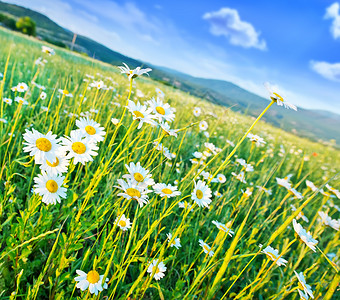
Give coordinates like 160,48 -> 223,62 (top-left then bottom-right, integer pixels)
153,183 -> 181,198
111,118 -> 120,125
33,171 -> 67,205
118,63 -> 152,80
15,97 -> 28,105
191,180 -> 212,208
294,271 -> 314,299
148,97 -> 175,123
126,100 -> 155,129
256,186 -> 272,195
76,117 -> 106,143
264,82 -> 297,111
291,205 -> 309,223
306,180 -> 318,192
226,139 -> 235,147
3,98 -> 12,105
261,245 -> 288,266
298,289 -> 310,300
42,45 -> 55,56
115,214 -> 132,231
289,188 -> 303,199
39,154 -> 70,176
178,201 -> 194,211
199,239 -> 214,257
276,177 -> 292,190
326,184 -> 340,199
193,107 -> 201,117
318,211 -> 340,231
147,259 -> 166,280
60,130 -> 99,165
159,122 -> 178,137
242,187 -> 253,198
123,162 -> 155,188
166,233 -> 181,249
292,219 -> 318,252
232,171 -> 246,183
212,220 -> 234,236
199,120 -> 208,131
74,269 -> 109,295
116,179 -> 150,207
23,128 -> 60,164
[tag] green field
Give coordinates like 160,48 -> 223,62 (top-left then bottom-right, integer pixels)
0,27 -> 339,300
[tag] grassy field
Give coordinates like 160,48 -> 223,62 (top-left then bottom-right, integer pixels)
0,26 -> 339,300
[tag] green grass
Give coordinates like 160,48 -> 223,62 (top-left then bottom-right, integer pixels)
0,27 -> 339,300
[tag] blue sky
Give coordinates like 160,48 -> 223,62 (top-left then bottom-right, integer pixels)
5,0 -> 340,113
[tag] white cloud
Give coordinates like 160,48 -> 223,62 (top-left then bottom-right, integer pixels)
310,61 -> 340,82
203,7 -> 267,50
325,2 -> 340,39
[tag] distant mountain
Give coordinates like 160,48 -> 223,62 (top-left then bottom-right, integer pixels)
0,0 -> 339,145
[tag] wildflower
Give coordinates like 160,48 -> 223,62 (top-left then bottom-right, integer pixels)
199,239 -> 214,256
116,179 -> 150,207
320,189 -> 334,198
147,259 -> 166,280
214,191 -> 222,198
155,87 -> 164,98
298,289 -> 310,300
33,171 -> 67,205
294,271 -> 314,299
42,46 -> 55,55
318,211 -> 339,230
276,177 -> 292,190
212,173 -> 226,183
39,154 -> 70,176
23,128 -> 60,164
264,82 -> 297,111
178,201 -> 194,211
3,98 -> 12,105
291,205 -> 309,223
148,97 -> 175,123
167,233 -> 181,249
74,269 -> 109,295
123,162 -> 155,188
193,107 -> 201,117
232,171 -> 246,183
159,122 -> 178,137
247,133 -> 266,146
0,118 -> 8,124
306,180 -> 318,192
89,80 -> 106,89
153,183 -> 181,198
256,186 -> 272,195
289,188 -> 303,199
60,130 -> 99,165
199,120 -> 208,131
58,89 -> 73,97
118,63 -> 152,80
16,82 -> 28,93
226,139 -> 235,147
76,117 -> 106,143
15,97 -> 28,105
212,220 -> 234,236
126,100 -> 155,129
192,180 -> 212,208
111,118 -> 120,125
35,57 -> 47,66
261,245 -> 288,266
236,158 -> 253,172
292,219 -> 318,252
153,142 -> 173,160
40,92 -> 47,100
242,187 -> 253,198
115,214 -> 132,231
326,184 -> 340,199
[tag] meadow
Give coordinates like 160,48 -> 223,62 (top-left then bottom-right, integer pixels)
0,27 -> 339,299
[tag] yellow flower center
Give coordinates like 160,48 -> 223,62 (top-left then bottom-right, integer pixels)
133,110 -> 144,118
36,138 -> 52,152
298,282 -> 305,291
196,189 -> 203,199
266,252 -> 278,261
20,85 -> 24,89
126,188 -> 141,199
162,188 -> 173,195
72,142 -> 86,154
119,220 -> 126,227
156,106 -> 165,115
272,92 -> 284,102
46,157 -> 59,167
87,270 -> 100,284
152,266 -> 160,274
63,89 -> 69,95
133,172 -> 144,182
85,125 -> 96,135
219,224 -> 227,231
46,179 -> 58,193
203,244 -> 210,252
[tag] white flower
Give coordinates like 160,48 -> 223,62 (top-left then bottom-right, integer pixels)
159,122 -> 178,137
116,179 -> 150,207
40,92 -> 47,100
123,162 -> 155,188
42,46 -> 55,55
118,63 -> 152,80
215,174 -> 226,183
178,201 -> 194,211
89,80 -> 106,89
256,186 -> 272,195
15,97 -> 28,105
247,133 -> 266,146
290,205 -> 309,223
153,183 -> 181,198
294,271 -> 314,299
60,130 -> 99,165
39,154 -> 70,176
167,233 -> 181,249
148,97 -> 175,123
261,245 -> 288,266
232,171 -> 246,183
193,107 -> 201,117
33,171 -> 67,205
199,239 -> 214,256
293,219 -> 318,252
326,184 -> 340,199
318,211 -> 339,231
16,82 -> 28,92
212,221 -> 234,236
192,180 -> 212,208
214,191 -> 222,198
276,177 -> 292,190
111,118 -> 120,125
226,139 -> 235,147
155,87 -> 165,98
74,269 -> 109,295
306,180 -> 318,192
23,128 -> 60,164
126,100 -> 156,129
58,89 -> 73,97
0,118 -> 7,124
3,98 -> 12,105
76,117 -> 106,143
199,120 -> 208,131
298,289 -> 310,300
289,188 -> 303,199
264,82 -> 297,111
115,214 -> 132,231
147,259 -> 166,280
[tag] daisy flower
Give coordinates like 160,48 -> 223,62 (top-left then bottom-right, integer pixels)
3,98 -> 12,105
148,97 -> 175,123
33,171 -> 67,205
178,201 -> 194,211
89,80 -> 106,89
256,186 -> 272,195
76,117 -> 106,143
226,139 -> 235,147
212,174 -> 226,183
232,171 -> 246,183
199,239 -> 214,257
214,191 -> 222,198
167,233 -> 181,249
298,289 -> 310,300
192,180 -> 212,208
42,45 -> 55,55
153,183 -> 181,198
74,269 -> 109,295
318,211 -> 339,231
39,154 -> 70,176
199,120 -> 208,131
293,219 -> 318,252
126,100 -> 155,129
247,133 -> 266,147
261,245 -> 288,266
116,179 -> 150,207
306,180 -> 318,192
326,184 -> 340,199
16,82 -> 28,93
212,220 -> 234,236
15,97 -> 28,105
60,130 -> 99,165
193,107 -> 201,117
123,161 -> 155,188
159,122 -> 178,137
147,259 -> 166,280
0,118 -> 8,124
111,118 -> 120,125
291,205 -> 309,223
23,128 -> 60,164
294,271 -> 314,299
264,82 -> 297,111
155,87 -> 165,98
115,214 -> 132,231
118,63 -> 152,80
276,177 -> 292,190
58,89 -> 73,98
40,91 -> 47,100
